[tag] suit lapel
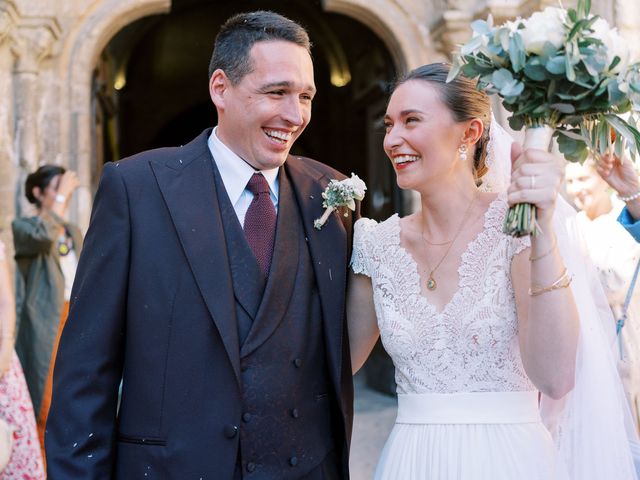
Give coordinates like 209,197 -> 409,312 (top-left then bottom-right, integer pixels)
285,157 -> 348,393
150,131 -> 241,384
240,168 -> 300,357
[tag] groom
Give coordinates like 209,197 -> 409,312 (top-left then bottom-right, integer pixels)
45,11 -> 355,479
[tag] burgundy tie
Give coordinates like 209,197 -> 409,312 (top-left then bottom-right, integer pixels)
244,173 -> 277,277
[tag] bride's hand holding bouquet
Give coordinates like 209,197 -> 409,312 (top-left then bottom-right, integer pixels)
449,0 -> 640,236
507,143 -> 565,233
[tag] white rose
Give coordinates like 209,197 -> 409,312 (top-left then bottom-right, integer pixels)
519,7 -> 566,55
345,174 -> 367,201
590,17 -> 630,73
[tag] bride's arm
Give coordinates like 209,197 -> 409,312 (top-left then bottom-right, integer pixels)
511,243 -> 579,399
509,145 -> 580,400
347,271 -> 379,374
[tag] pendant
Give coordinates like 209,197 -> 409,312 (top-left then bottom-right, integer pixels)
426,276 -> 437,291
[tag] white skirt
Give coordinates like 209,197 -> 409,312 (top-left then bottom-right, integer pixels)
374,391 -> 570,480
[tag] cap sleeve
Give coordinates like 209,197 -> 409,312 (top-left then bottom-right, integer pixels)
350,217 -> 378,277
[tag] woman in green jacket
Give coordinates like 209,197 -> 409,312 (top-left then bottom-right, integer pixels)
12,165 -> 82,448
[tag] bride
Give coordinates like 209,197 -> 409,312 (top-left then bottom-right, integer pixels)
347,63 -> 639,479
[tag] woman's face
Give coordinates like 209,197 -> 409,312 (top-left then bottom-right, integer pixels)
383,80 -> 470,191
33,174 -> 61,211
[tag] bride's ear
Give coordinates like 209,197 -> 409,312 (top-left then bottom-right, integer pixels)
462,118 -> 484,146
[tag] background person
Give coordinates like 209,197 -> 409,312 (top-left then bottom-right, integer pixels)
566,159 -> 640,428
596,153 -> 640,241
11,165 -> 82,450
0,238 -> 45,478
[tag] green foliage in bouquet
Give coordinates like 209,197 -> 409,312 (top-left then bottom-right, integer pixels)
448,0 -> 640,163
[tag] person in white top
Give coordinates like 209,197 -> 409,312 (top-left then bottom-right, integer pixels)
347,63 -> 639,479
566,159 -> 640,428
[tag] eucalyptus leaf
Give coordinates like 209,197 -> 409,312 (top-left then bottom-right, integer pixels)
446,59 -> 463,83
566,55 -> 576,82
501,81 -> 525,97
524,63 -> 548,81
508,34 -> 526,72
471,19 -> 491,36
598,120 -> 609,156
461,35 -> 485,56
508,115 -> 525,131
550,103 -> 576,113
546,56 -> 566,75
608,81 -> 627,105
557,129 -> 590,142
492,69 -> 514,88
615,134 -> 624,158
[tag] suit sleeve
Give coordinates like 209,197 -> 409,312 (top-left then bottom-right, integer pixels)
45,162 -> 130,479
618,206 -> 640,243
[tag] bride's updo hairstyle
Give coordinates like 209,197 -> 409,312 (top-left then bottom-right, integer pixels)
394,63 -> 492,182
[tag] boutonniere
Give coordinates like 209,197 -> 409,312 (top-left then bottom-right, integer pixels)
314,173 -> 367,230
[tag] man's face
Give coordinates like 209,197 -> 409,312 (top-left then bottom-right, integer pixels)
211,40 -> 316,170
565,161 -> 610,218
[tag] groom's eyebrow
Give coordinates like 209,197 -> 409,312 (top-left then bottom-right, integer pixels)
399,109 -> 425,116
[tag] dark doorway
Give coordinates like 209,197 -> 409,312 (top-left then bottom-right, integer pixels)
95,0 -> 404,221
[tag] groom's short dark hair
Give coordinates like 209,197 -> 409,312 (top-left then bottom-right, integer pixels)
208,11 -> 312,84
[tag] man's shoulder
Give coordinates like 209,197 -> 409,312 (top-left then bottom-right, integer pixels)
107,129 -> 212,176
287,155 -> 347,182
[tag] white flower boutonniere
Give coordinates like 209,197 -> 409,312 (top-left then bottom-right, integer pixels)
314,173 -> 367,230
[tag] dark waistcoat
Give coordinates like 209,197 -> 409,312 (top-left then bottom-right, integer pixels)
213,164 -> 335,479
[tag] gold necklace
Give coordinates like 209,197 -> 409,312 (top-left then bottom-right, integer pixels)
422,191 -> 478,291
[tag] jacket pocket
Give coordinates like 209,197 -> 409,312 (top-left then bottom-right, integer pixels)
116,433 -> 166,446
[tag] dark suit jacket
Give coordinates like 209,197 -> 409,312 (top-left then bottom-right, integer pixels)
45,129 -> 355,479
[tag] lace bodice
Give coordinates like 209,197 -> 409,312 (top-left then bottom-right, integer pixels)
351,195 -> 536,394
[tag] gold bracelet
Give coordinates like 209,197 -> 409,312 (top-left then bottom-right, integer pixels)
529,268 -> 572,296
529,235 -> 558,262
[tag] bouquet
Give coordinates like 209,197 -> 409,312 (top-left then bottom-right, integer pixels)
314,174 -> 366,230
449,0 -> 640,236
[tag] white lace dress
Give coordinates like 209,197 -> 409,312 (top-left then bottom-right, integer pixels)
351,196 -> 570,480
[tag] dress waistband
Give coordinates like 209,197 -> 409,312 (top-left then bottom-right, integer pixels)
396,391 -> 540,425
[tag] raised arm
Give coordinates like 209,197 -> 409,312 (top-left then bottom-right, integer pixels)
508,144 -> 580,399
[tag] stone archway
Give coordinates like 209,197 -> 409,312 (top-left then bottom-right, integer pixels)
323,0 -> 441,71
57,0 -> 170,229
59,0 -> 440,229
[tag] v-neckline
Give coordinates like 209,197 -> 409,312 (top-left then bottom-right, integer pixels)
393,194 -> 503,316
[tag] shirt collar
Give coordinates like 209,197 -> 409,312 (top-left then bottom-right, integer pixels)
207,127 -> 279,205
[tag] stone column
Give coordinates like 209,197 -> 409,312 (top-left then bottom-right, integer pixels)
11,16 -> 61,218
0,0 -> 18,258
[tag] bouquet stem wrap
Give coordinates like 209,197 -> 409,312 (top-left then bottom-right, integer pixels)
503,125 -> 554,236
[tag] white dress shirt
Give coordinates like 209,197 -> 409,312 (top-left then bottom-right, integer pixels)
208,127 -> 279,228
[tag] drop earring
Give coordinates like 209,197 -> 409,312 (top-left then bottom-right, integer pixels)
458,144 -> 468,161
